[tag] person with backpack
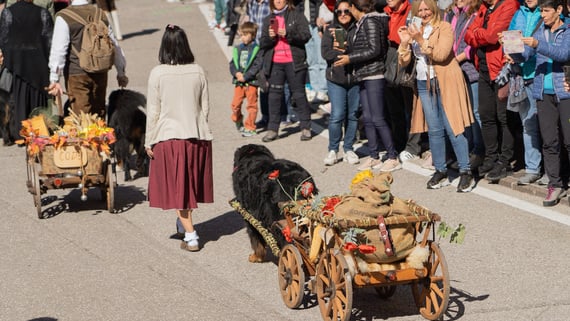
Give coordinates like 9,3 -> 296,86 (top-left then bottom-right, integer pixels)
47,0 -> 127,118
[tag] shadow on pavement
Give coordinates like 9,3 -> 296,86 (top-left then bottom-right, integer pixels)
122,28 -> 161,40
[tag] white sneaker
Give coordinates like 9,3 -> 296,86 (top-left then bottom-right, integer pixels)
315,92 -> 329,102
208,20 -> 218,29
319,102 -> 331,114
343,150 -> 360,165
357,157 -> 382,171
399,150 -> 418,162
379,158 -> 402,172
306,89 -> 316,102
323,150 -> 338,166
219,21 -> 227,29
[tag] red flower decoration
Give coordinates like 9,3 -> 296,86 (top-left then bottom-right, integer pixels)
322,197 -> 340,216
268,169 -> 280,180
343,242 -> 358,252
357,244 -> 377,254
282,225 -> 292,243
300,181 -> 314,198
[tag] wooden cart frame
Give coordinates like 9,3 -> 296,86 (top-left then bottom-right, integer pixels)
26,144 -> 116,218
230,198 -> 450,321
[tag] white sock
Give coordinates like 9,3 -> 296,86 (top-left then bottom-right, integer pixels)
184,231 -> 199,245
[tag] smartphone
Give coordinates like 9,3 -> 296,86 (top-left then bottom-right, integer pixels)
410,16 -> 422,30
564,65 -> 570,83
270,18 -> 279,34
334,28 -> 346,49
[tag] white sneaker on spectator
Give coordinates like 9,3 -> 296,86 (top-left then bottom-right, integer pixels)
357,157 -> 382,171
319,102 -> 331,114
421,151 -> 435,170
379,158 -> 402,172
306,89 -> 316,102
343,151 -> 360,165
315,91 -> 329,102
208,20 -> 218,29
219,21 -> 227,29
324,150 -> 338,166
399,150 -> 418,162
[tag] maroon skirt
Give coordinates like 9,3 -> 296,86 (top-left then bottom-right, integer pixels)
148,139 -> 214,210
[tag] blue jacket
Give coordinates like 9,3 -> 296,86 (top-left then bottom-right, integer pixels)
522,21 -> 570,101
508,6 -> 541,80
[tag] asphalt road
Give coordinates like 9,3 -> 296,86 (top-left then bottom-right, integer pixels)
1,1 -> 569,320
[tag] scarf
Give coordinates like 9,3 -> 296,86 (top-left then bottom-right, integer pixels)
273,5 -> 288,15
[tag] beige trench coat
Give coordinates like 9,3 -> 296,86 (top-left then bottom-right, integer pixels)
398,21 -> 474,136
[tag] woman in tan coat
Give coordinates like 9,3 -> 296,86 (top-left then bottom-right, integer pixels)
397,0 -> 475,192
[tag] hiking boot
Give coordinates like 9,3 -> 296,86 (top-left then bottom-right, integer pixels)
536,173 -> 549,186
427,170 -> 449,189
262,130 -> 278,142
379,158 -> 402,172
324,150 -> 338,166
343,150 -> 360,165
543,186 -> 567,207
457,171 -> 475,193
517,172 -> 541,185
357,157 -> 382,171
469,154 -> 484,171
478,158 -> 495,175
486,162 -> 512,183
300,129 -> 312,141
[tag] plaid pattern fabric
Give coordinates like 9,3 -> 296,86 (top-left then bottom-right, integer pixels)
247,0 -> 270,42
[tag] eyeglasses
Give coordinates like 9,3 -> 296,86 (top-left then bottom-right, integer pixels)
335,9 -> 351,15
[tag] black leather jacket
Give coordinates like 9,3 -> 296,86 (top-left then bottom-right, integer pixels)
347,12 -> 389,82
321,21 -> 356,86
259,9 -> 311,75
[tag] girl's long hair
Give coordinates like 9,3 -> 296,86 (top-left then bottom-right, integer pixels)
158,25 -> 195,65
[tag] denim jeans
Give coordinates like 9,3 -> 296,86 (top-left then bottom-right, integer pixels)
518,85 -> 541,174
327,80 -> 360,152
305,26 -> 327,94
465,81 -> 485,156
360,78 -> 397,159
417,79 -> 470,172
214,0 -> 227,24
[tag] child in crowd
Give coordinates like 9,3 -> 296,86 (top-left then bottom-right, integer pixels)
229,22 -> 263,137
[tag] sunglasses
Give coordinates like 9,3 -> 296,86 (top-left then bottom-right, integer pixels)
335,9 -> 351,15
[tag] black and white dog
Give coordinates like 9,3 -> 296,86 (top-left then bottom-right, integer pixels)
107,89 -> 148,181
232,144 -> 318,262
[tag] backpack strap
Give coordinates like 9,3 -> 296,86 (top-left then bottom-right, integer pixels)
59,9 -> 88,26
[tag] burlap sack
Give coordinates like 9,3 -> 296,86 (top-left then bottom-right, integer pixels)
360,223 -> 416,263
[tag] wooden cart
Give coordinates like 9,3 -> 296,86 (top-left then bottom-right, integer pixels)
26,142 -> 116,218
273,198 -> 450,321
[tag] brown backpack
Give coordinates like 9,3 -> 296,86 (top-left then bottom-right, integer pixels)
60,8 -> 115,73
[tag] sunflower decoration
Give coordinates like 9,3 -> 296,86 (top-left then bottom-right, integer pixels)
16,111 -> 116,157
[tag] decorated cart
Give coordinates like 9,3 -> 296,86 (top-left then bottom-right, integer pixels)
19,110 -> 117,218
231,171 -> 451,321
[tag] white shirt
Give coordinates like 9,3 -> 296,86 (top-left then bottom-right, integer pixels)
412,24 -> 435,81
48,0 -> 126,82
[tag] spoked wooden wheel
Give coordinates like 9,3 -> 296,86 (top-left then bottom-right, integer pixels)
316,250 -> 353,321
278,244 -> 305,308
106,163 -> 115,213
375,285 -> 397,300
31,162 -> 42,218
410,242 -> 450,320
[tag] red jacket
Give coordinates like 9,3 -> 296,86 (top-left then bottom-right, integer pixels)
464,0 -> 519,81
384,1 -> 411,47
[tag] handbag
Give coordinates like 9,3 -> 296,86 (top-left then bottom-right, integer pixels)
0,67 -> 13,92
398,59 -> 417,88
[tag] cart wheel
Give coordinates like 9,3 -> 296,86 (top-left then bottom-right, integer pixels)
316,250 -> 353,321
410,242 -> 450,320
32,163 -> 42,219
106,163 -> 115,213
375,285 -> 397,300
278,244 -> 306,309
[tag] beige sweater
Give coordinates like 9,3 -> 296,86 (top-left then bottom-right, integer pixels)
145,63 -> 213,149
